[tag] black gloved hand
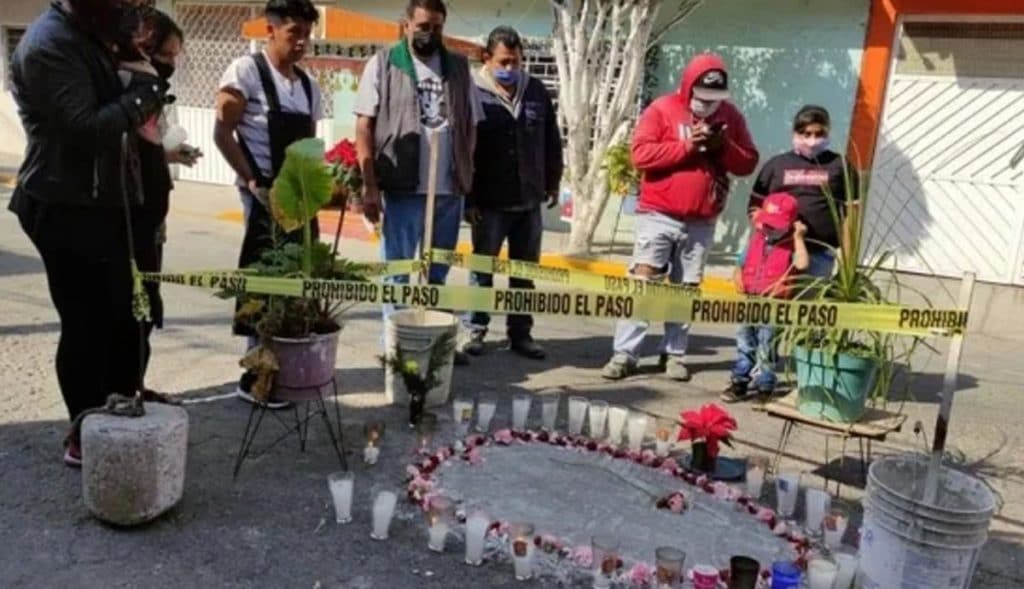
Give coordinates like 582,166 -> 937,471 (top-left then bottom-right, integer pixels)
119,71 -> 171,127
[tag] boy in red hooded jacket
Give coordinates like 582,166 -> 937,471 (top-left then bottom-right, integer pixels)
602,53 -> 759,381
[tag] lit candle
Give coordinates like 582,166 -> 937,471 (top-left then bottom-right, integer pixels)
807,558 -> 839,589
364,422 -> 384,465
655,427 -> 672,457
509,522 -> 535,581
745,455 -> 769,499
427,515 -> 449,552
512,393 -> 532,431
370,490 -> 397,540
804,488 -> 831,536
465,512 -> 490,565
588,400 -> 609,439
453,397 -> 474,438
476,398 -> 497,433
823,506 -> 849,549
416,413 -> 438,454
627,414 -> 648,451
607,406 -> 629,446
775,472 -> 800,519
567,396 -> 588,436
327,471 -> 354,524
541,394 -> 560,431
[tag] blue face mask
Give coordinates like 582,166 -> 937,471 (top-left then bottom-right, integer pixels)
493,68 -> 520,87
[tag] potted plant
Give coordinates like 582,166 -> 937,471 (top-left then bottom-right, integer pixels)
234,138 -> 367,402
780,168 -> 927,423
381,328 -> 456,427
677,404 -> 736,473
602,142 -> 640,253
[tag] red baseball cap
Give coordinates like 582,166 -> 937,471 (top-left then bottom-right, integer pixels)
756,192 -> 799,230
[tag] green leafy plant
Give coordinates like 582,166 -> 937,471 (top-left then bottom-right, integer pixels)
234,138 -> 367,340
381,330 -> 456,426
779,165 -> 932,409
602,142 -> 640,252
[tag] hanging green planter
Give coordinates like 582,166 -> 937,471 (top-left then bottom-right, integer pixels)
794,345 -> 879,423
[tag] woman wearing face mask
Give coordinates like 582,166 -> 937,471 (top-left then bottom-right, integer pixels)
130,10 -> 200,380
747,105 -> 855,278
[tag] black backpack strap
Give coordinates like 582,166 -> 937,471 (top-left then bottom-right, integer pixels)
251,52 -> 281,112
294,65 -> 313,114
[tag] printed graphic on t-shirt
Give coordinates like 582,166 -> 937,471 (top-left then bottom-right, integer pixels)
417,78 -> 447,129
782,168 -> 830,186
678,124 -> 692,141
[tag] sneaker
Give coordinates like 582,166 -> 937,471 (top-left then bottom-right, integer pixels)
236,371 -> 290,410
63,442 -> 82,468
664,357 -> 691,381
510,334 -> 546,360
720,381 -> 750,403
756,383 -> 777,398
460,330 -> 487,356
601,354 -> 637,380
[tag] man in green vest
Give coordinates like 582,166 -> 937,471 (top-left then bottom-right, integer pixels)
354,0 -> 483,363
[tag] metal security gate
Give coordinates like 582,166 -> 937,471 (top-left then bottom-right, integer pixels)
864,20 -> 1024,284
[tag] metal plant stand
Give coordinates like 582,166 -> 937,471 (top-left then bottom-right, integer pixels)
233,378 -> 348,478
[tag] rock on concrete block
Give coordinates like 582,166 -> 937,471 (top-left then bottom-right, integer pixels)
82,402 -> 189,526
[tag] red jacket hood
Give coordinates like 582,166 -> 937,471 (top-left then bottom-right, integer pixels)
679,53 -> 728,100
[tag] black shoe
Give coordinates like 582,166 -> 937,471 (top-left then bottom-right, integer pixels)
460,330 -> 486,356
510,335 -> 546,360
720,381 -> 750,403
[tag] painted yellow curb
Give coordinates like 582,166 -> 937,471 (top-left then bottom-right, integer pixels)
213,208 -> 736,295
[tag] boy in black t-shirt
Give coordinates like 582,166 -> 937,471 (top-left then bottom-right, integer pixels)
747,105 -> 857,278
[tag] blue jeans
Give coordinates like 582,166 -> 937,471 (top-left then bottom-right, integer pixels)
733,325 -> 777,390
467,207 -> 543,339
807,248 -> 835,279
380,191 -> 463,318
612,212 -> 714,362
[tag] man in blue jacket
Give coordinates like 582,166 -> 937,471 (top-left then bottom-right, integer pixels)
461,26 -> 564,360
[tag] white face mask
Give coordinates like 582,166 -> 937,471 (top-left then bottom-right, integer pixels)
690,98 -> 721,119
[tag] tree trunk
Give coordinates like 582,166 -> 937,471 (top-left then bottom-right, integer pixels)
566,176 -> 612,256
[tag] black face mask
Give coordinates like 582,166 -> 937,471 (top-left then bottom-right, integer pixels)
412,30 -> 442,56
152,59 -> 175,80
764,227 -> 789,244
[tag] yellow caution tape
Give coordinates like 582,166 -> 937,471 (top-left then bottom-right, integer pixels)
142,270 -> 969,336
429,249 -> 731,298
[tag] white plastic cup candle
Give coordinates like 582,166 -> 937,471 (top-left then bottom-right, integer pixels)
567,396 -> 588,436
370,490 -> 398,540
745,455 -> 769,499
832,552 -> 858,589
512,393 -> 532,431
541,395 -> 560,431
588,400 -> 609,439
607,406 -> 629,445
775,472 -> 800,519
327,471 -> 354,524
627,414 -> 648,451
804,488 -> 831,535
465,512 -> 490,566
823,506 -> 849,549
654,427 -> 672,457
363,446 -> 380,465
427,515 -> 449,552
806,558 -> 839,589
509,523 -> 535,581
453,397 -> 474,438
476,398 -> 497,433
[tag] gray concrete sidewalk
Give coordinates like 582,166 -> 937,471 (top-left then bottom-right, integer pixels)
1,179 -> 1022,587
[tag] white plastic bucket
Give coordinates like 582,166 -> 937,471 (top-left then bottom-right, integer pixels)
384,310 -> 457,407
857,455 -> 995,589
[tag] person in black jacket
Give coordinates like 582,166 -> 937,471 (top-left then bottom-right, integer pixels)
461,26 -> 564,360
8,0 -> 170,467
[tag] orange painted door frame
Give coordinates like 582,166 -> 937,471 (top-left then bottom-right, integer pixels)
848,0 -> 1023,170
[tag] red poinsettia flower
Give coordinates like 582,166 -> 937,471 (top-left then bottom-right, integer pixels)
325,139 -> 358,167
677,403 -> 737,458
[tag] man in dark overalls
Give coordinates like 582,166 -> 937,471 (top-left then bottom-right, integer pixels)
214,0 -> 323,407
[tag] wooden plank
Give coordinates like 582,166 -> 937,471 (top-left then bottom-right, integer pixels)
763,391 -> 907,441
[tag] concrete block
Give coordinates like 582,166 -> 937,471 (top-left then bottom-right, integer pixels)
82,402 -> 189,526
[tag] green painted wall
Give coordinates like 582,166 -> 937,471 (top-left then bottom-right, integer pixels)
635,0 -> 870,261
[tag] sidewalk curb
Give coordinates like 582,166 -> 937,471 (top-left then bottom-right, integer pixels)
214,208 -> 738,296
